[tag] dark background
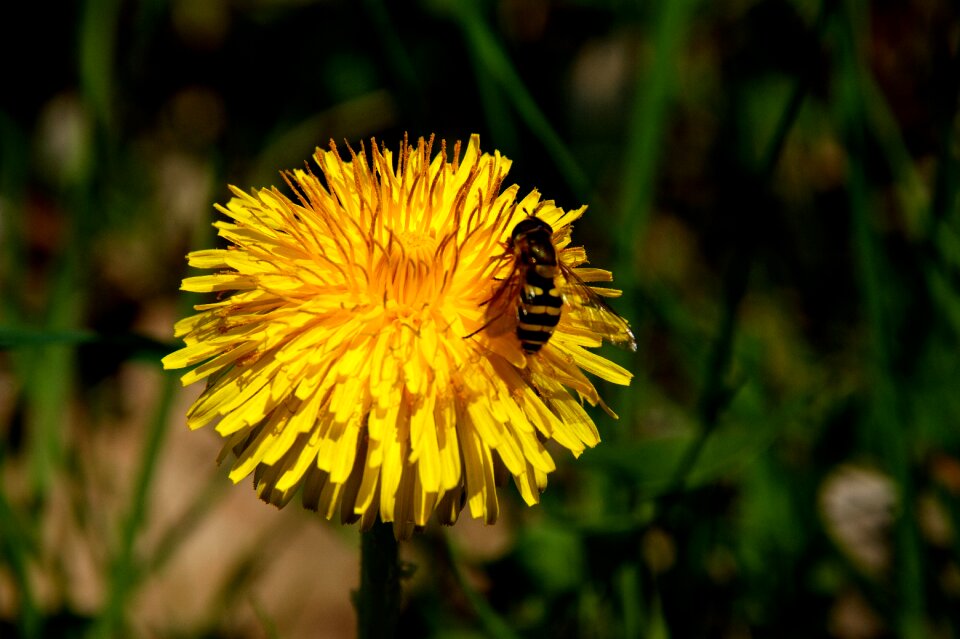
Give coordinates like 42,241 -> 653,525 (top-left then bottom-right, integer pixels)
2,0 -> 960,637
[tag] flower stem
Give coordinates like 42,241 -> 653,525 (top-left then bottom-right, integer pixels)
357,520 -> 400,639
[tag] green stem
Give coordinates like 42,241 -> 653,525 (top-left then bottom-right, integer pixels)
357,521 -> 401,639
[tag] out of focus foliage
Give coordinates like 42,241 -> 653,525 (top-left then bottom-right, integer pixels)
1,0 -> 960,637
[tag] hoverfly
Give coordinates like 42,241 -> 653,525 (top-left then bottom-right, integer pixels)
468,215 -> 637,354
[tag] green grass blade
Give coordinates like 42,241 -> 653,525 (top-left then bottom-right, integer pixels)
617,0 -> 696,251
89,371 -> 177,639
79,0 -> 121,129
611,0 -> 696,426
836,1 -> 925,634
0,327 -> 175,361
663,0 -> 832,494
466,39 -> 520,156
448,0 -> 591,202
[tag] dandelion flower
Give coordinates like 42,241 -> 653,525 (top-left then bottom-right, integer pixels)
163,134 -> 633,537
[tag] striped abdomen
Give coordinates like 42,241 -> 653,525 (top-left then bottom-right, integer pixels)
510,218 -> 562,354
516,263 -> 562,353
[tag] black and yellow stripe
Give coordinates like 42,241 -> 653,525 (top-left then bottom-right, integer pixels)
505,217 -> 564,354
516,261 -> 562,353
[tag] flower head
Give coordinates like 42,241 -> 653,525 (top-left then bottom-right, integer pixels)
163,134 -> 633,538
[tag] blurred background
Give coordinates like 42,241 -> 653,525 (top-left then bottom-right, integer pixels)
2,0 -> 960,637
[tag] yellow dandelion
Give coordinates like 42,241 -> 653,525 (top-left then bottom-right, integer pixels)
162,134 -> 634,538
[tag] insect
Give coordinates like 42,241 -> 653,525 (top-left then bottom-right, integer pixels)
469,215 -> 637,354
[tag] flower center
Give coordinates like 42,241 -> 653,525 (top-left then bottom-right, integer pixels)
371,229 -> 444,307
395,231 -> 437,264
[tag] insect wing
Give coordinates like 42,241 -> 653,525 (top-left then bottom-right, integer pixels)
484,259 -> 524,313
464,258 -> 525,341
557,264 -> 637,351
